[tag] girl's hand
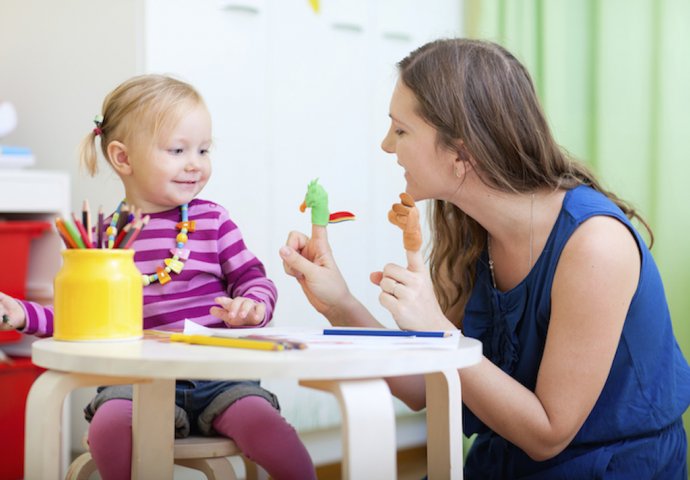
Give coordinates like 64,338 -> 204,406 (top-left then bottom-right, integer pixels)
211,296 -> 266,327
279,225 -> 351,319
371,249 -> 449,331
0,292 -> 26,331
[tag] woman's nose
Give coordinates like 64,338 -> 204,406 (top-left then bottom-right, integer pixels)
381,128 -> 395,154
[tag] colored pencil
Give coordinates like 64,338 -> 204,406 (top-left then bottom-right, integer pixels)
121,215 -> 149,249
112,223 -> 130,249
323,328 -> 451,338
169,333 -> 285,351
71,213 -> 93,248
96,205 -> 104,249
82,199 -> 93,245
244,334 -> 308,350
55,217 -> 78,249
115,204 -> 130,233
61,217 -> 86,249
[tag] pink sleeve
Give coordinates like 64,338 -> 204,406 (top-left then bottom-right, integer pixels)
19,300 -> 54,337
216,208 -> 278,327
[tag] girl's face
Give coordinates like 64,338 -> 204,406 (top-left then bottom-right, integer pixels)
380,81 -> 459,202
126,103 -> 212,213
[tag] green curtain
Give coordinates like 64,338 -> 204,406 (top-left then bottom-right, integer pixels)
466,0 -> 690,456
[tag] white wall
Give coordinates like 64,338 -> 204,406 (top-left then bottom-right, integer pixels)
1,0 -> 462,462
0,0 -> 140,211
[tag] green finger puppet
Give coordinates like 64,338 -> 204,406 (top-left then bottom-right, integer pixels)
300,178 -> 355,226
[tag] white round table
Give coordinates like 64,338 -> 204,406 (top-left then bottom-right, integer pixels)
26,332 -> 481,479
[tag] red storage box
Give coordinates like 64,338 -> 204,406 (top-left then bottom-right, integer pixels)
0,221 -> 51,344
0,220 -> 52,299
0,357 -> 45,480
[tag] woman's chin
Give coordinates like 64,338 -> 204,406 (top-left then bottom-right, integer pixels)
404,186 -> 425,202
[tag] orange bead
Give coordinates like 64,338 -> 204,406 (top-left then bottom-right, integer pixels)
176,220 -> 196,232
156,266 -> 171,285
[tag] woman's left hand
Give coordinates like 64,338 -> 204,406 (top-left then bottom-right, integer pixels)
211,296 -> 266,327
370,249 -> 449,331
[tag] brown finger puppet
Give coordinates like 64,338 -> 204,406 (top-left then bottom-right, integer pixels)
388,192 -> 422,251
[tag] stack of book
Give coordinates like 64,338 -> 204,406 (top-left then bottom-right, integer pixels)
0,145 -> 35,169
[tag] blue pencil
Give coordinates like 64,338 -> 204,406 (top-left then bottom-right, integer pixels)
323,328 -> 450,338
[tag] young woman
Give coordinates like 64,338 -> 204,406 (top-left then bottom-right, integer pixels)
279,39 -> 690,479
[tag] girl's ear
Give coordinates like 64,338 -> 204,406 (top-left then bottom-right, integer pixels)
106,141 -> 132,176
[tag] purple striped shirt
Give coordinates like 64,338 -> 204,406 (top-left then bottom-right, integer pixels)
21,199 -> 277,336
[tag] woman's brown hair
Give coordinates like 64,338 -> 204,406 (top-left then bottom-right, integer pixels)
397,38 -> 652,327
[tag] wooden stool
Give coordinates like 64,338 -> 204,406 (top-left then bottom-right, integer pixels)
66,434 -> 265,480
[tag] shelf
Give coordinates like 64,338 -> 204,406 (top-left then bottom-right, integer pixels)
0,170 -> 70,216
0,169 -> 70,356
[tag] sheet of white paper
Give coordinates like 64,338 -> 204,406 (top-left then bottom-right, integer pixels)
182,320 -> 461,350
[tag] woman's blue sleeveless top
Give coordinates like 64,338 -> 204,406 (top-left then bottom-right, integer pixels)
462,185 -> 690,479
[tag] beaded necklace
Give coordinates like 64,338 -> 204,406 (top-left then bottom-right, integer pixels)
109,201 -> 194,286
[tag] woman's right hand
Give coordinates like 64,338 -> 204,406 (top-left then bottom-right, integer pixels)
0,292 -> 26,331
279,225 -> 352,320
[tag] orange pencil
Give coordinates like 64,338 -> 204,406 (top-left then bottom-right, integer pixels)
55,218 -> 78,249
62,217 -> 86,249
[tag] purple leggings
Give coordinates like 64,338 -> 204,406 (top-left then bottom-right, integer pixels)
88,396 -> 315,480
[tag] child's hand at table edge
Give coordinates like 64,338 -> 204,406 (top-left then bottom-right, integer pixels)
0,292 -> 26,330
211,296 -> 266,327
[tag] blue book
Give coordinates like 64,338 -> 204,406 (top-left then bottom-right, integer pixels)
0,145 -> 32,155
0,145 -> 35,168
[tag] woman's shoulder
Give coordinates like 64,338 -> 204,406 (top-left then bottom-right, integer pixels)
560,186 -> 639,263
545,186 -> 642,300
564,214 -> 638,262
562,185 -> 627,224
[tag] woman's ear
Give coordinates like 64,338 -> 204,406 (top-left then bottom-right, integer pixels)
452,141 -> 474,178
453,159 -> 467,179
106,141 -> 132,176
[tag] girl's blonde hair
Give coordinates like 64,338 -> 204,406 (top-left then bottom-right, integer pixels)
397,38 -> 653,328
79,74 -> 205,176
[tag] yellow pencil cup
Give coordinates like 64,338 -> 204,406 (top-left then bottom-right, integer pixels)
54,249 -> 143,341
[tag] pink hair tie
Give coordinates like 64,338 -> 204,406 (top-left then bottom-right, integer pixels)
93,114 -> 104,137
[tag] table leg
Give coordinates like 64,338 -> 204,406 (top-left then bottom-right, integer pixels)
300,379 -> 396,480
24,371 -> 143,480
425,369 -> 463,479
131,378 -> 176,479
